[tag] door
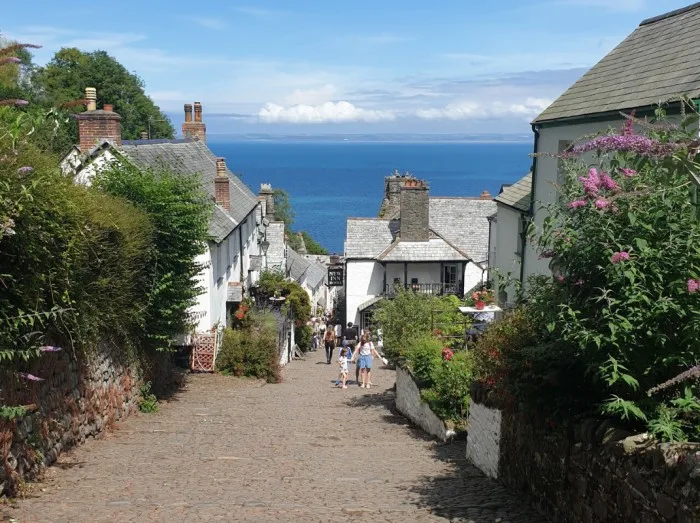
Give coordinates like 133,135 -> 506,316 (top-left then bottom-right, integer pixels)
443,264 -> 457,294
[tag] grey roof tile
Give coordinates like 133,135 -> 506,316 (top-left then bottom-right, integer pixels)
119,139 -> 259,241
287,248 -> 326,289
495,173 -> 532,212
534,4 -> 700,123
379,238 -> 468,262
265,222 -> 286,272
345,197 -> 496,263
209,206 -> 237,243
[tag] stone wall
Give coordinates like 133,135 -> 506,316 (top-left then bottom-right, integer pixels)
466,397 -> 700,522
0,342 -> 176,496
395,366 -> 451,441
465,401 -> 501,479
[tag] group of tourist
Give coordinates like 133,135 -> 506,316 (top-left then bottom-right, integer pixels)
310,318 -> 384,390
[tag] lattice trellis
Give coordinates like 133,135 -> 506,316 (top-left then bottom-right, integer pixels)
190,332 -> 218,372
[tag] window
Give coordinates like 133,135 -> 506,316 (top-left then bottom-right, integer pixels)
361,309 -> 375,332
443,264 -> 457,285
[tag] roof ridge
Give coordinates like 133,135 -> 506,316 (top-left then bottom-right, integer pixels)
640,2 -> 700,26
428,228 -> 472,260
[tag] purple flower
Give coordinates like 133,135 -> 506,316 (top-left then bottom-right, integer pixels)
599,173 -> 620,192
688,279 -> 700,294
611,251 -> 630,264
565,134 -> 680,158
578,167 -> 602,197
39,346 -> 62,352
594,199 -> 610,210
17,372 -> 43,382
0,57 -> 22,65
619,168 -> 637,178
0,99 -> 29,107
568,199 -> 587,209
17,166 -> 33,174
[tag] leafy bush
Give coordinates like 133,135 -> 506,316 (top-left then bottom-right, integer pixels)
374,289 -> 469,361
216,311 -> 281,383
421,351 -> 474,423
485,110 -> 700,440
138,382 -> 158,413
403,335 -> 443,387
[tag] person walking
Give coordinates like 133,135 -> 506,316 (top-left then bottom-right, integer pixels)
323,327 -> 336,364
352,334 -> 381,389
336,347 -> 350,389
334,322 -> 343,347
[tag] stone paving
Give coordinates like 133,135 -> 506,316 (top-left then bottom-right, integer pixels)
3,349 -> 548,523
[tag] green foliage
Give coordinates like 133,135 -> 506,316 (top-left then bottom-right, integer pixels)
0,405 -> 27,421
93,161 -> 211,351
272,188 -> 295,227
216,311 -> 281,383
300,231 -> 328,255
373,289 -> 468,361
481,113 -> 700,440
138,382 -> 159,413
33,48 -> 175,139
403,335 -> 443,386
421,351 -> 474,423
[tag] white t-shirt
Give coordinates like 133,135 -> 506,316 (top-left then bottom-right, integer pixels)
334,324 -> 342,337
338,355 -> 349,373
359,341 -> 374,357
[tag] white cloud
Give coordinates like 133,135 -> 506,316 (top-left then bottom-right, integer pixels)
257,101 -> 396,124
415,97 -> 552,121
192,17 -> 227,30
283,84 -> 337,106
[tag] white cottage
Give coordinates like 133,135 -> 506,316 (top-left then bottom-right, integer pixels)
518,3 -> 700,287
61,89 -> 266,334
488,173 -> 531,306
345,178 -> 496,330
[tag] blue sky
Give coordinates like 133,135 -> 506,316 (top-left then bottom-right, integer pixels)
3,0 -> 693,134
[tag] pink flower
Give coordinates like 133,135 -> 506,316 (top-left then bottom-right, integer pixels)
611,251 -> 630,264
574,279 -> 584,286
579,168 -> 602,197
17,372 -> 43,382
594,199 -> 610,209
620,168 -> 637,178
555,275 -> 565,283
17,166 -> 33,174
0,99 -> 29,106
442,348 -> 454,361
566,134 -> 679,158
688,279 -> 700,293
39,346 -> 62,352
599,173 -> 620,192
568,199 -> 587,209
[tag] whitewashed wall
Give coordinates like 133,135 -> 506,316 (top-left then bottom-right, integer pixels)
346,260 -> 384,325
466,401 -> 502,479
492,203 -> 523,304
463,261 -> 484,294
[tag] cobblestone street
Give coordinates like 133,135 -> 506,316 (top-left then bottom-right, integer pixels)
3,350 -> 547,522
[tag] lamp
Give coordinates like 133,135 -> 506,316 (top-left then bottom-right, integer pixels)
260,239 -> 270,255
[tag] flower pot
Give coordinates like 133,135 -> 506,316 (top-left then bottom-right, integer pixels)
475,301 -> 486,310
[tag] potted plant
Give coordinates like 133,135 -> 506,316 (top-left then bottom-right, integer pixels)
466,289 -> 495,310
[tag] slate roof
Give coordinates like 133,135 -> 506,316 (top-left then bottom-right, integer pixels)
287,248 -> 326,289
495,173 -> 532,213
118,139 -> 259,241
534,3 -> 700,123
265,222 -> 286,271
379,237 -> 468,262
345,198 -> 495,263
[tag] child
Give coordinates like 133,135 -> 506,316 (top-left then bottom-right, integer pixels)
337,347 -> 349,389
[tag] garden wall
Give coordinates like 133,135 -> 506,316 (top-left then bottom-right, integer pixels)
395,366 -> 451,441
1,343 -> 179,496
467,396 -> 700,523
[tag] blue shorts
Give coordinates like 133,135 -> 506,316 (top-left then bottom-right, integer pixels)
358,354 -> 373,369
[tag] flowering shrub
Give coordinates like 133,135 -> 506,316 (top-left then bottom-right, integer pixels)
513,110 -> 700,440
465,289 -> 495,309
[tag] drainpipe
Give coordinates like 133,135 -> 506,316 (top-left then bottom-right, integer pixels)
521,123 -> 540,288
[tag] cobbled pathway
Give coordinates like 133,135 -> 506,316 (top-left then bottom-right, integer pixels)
4,349 -> 548,522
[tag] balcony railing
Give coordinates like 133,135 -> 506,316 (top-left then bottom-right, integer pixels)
383,282 -> 463,298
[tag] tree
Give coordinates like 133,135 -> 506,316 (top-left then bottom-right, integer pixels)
33,48 -> 174,140
301,231 -> 328,255
272,188 -> 328,254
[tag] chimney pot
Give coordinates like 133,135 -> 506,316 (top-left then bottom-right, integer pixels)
216,157 -> 226,177
182,101 -> 206,142
194,101 -> 203,122
85,87 -> 97,112
479,190 -> 492,200
103,104 -> 113,112
184,103 -> 192,122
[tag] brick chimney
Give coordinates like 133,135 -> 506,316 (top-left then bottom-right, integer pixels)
182,101 -> 206,142
400,179 -> 429,242
214,158 -> 230,211
259,183 -> 275,218
75,87 -> 121,152
479,190 -> 492,200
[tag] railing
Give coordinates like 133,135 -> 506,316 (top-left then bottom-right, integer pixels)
383,282 -> 463,298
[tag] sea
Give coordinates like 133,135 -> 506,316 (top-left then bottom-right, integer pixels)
207,140 -> 533,254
